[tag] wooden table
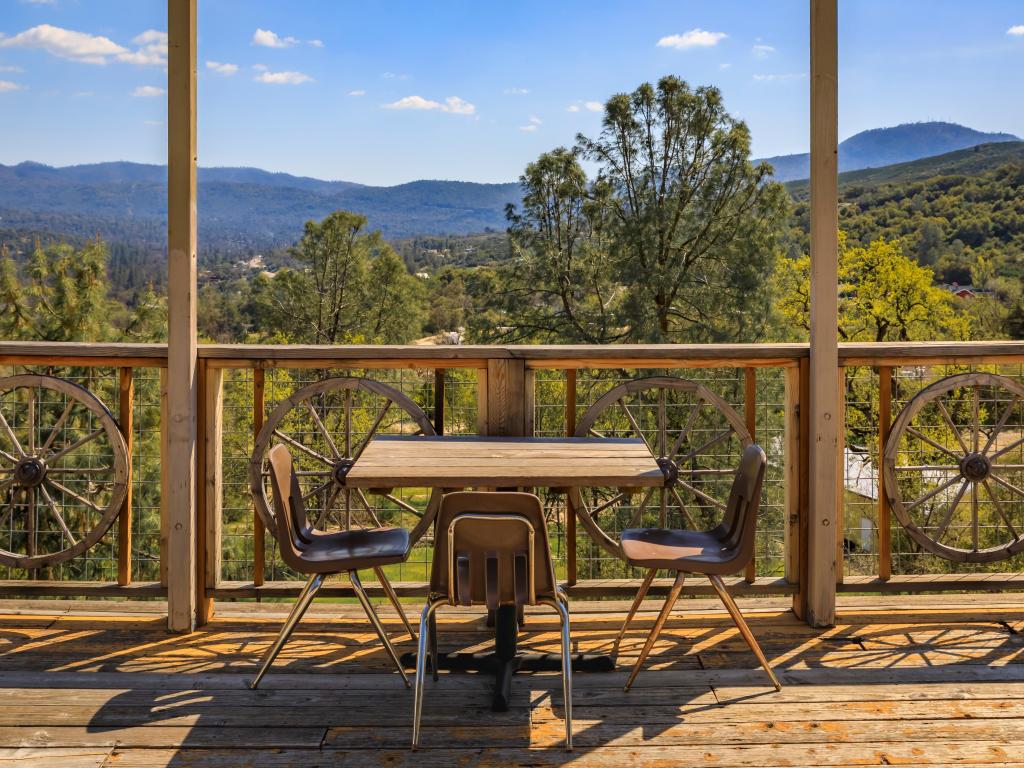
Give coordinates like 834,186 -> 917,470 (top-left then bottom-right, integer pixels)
347,435 -> 665,711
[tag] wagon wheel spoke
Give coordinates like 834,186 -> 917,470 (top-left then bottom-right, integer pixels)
355,489 -> 382,528
972,386 -> 980,453
382,493 -> 424,519
39,483 -> 78,546
46,466 -> 112,474
657,388 -> 667,457
305,402 -> 340,462
668,485 -> 700,529
26,388 -> 35,455
0,448 -> 17,466
0,477 -> 15,495
45,478 -> 105,514
0,408 -> 25,458
344,488 -> 352,530
981,396 -> 1019,456
626,487 -> 656,529
272,430 -> 334,468
675,478 -> 728,512
990,435 -> 1024,462
669,398 -> 704,458
930,479 -> 970,542
26,487 -> 36,557
352,400 -> 393,462
906,474 -> 963,514
40,400 -> 75,456
981,479 -> 1019,541
905,426 -> 961,462
587,492 -> 631,521
679,430 -> 733,464
933,399 -> 969,456
344,389 -> 352,458
617,399 -> 646,443
0,490 -> 18,530
301,478 -> 334,504
990,472 -> 1024,502
47,428 -> 104,465
971,482 -> 979,551
316,484 -> 342,529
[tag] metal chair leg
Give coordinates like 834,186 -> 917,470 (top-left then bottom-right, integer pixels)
708,574 -> 781,691
611,568 -> 657,657
350,570 -> 410,688
374,566 -> 418,642
541,596 -> 573,751
623,571 -> 685,692
412,598 -> 445,750
428,611 -> 439,682
249,573 -> 324,690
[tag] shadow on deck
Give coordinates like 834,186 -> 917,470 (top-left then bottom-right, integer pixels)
0,594 -> 1022,766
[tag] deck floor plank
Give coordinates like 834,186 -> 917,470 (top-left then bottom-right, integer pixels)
0,599 -> 1021,767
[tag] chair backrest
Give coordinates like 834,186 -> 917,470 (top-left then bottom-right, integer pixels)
429,492 -> 556,608
717,444 -> 767,562
267,444 -> 313,572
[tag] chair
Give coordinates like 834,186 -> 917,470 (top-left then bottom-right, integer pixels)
613,444 -> 781,692
412,492 -> 572,750
249,444 -> 417,690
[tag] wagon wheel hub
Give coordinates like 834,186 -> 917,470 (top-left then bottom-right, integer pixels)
656,456 -> 679,487
332,458 -> 356,486
959,452 -> 991,483
13,457 -> 47,489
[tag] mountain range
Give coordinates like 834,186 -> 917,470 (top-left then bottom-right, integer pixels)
0,121 -> 1020,253
757,121 -> 1020,182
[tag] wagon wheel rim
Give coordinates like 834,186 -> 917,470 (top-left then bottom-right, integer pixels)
884,372 -> 1024,564
569,376 -> 752,560
0,374 -> 128,570
249,376 -> 439,544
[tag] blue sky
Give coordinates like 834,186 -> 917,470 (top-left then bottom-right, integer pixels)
0,0 -> 1022,185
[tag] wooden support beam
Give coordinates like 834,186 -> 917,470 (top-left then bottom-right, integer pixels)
483,359 -> 528,437
252,368 -> 266,588
197,364 -> 223,625
117,367 -> 133,587
744,368 -> 757,583
165,0 -> 198,633
566,369 -> 578,586
806,0 -> 840,627
877,366 -> 893,580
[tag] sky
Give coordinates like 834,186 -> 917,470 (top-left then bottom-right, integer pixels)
0,0 -> 1022,186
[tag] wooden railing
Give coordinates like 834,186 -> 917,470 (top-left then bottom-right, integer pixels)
1,340 -> 1023,626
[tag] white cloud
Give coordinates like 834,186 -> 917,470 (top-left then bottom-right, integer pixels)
0,65 -> 24,72
752,44 -> 776,57
348,89 -> 366,96
504,87 -> 529,95
383,94 -> 476,115
381,71 -> 408,80
131,84 -> 164,97
19,0 -> 57,5
719,62 -> 732,69
254,68 -> 312,85
206,60 -> 238,76
0,24 -> 126,64
252,28 -> 298,48
529,115 -> 542,124
518,124 -> 538,132
0,80 -> 25,92
1009,25 -> 1024,36
566,104 -> 580,112
117,29 -> 167,66
308,39 -> 324,48
657,28 -> 727,50
584,101 -> 603,112
753,73 -> 806,82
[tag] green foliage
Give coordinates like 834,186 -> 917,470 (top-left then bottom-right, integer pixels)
496,76 -> 790,344
248,211 -> 425,344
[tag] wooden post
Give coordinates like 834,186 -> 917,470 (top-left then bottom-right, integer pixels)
117,367 -> 133,587
744,368 -> 757,583
836,367 -> 846,585
197,364 -> 223,625
566,369 -> 578,586
159,367 -> 169,588
252,368 -> 266,587
877,366 -> 893,580
484,359 -> 528,437
166,0 -> 198,632
807,0 -> 840,628
784,364 -> 803,618
433,368 -> 445,435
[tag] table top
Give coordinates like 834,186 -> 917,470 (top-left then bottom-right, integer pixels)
345,435 -> 664,489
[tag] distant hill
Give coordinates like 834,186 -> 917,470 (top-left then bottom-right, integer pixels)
785,140 -> 1024,199
0,161 -> 519,250
759,122 -> 1020,182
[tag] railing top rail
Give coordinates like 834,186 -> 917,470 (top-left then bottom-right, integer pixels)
2,340 -> 1024,367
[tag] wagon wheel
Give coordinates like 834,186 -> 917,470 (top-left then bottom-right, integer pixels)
0,374 -> 128,569
569,376 -> 752,560
250,377 -> 440,546
884,372 -> 1024,563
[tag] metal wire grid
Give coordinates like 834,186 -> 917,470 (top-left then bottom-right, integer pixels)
0,365 -> 163,582
218,366 -> 478,585
532,367 -> 788,582
841,363 -> 1024,577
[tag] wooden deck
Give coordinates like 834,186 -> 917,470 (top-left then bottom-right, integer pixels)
1,594 -> 1024,767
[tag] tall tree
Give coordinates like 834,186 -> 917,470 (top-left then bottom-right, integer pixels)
499,76 -> 788,343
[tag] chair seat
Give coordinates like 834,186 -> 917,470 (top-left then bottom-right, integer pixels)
298,526 -> 410,573
621,528 -> 739,574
